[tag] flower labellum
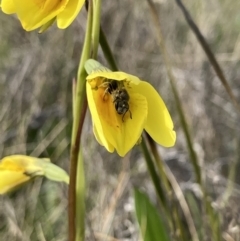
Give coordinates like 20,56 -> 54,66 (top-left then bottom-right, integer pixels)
0,0 -> 85,31
85,59 -> 176,157
0,155 -> 69,194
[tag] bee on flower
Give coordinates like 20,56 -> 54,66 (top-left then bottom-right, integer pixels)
101,79 -> 132,121
85,59 -> 176,157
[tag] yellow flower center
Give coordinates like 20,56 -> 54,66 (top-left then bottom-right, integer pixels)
94,80 -> 133,130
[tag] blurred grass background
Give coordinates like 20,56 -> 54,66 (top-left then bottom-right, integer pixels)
1,0 -> 240,240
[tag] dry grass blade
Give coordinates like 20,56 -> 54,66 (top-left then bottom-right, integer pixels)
94,232 -> 123,241
222,232 -> 235,241
30,119 -> 68,157
146,135 -> 199,241
35,222 -> 47,241
101,157 -> 130,234
164,164 -> 199,241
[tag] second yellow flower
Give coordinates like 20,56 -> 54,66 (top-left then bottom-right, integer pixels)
1,0 -> 85,31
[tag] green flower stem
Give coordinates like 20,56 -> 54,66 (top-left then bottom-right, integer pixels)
140,138 -> 168,211
145,133 -> 171,193
99,27 -> 118,71
69,2 -> 93,241
91,0 -> 102,59
72,78 -> 76,120
141,138 -> 167,208
76,146 -> 85,241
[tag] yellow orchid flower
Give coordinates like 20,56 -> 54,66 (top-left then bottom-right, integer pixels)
0,0 -> 85,31
85,59 -> 176,157
0,155 -> 69,194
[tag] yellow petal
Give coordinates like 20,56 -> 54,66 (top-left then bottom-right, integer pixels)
0,155 -> 69,194
0,155 -> 44,174
1,0 -> 16,14
57,0 -> 85,29
93,124 -> 114,153
38,17 -> 56,33
12,0 -> 69,31
0,172 -> 30,194
135,81 -> 176,147
0,155 -> 42,194
87,79 -> 148,157
87,71 -> 141,85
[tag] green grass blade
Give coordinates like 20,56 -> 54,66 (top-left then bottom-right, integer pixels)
134,189 -> 171,241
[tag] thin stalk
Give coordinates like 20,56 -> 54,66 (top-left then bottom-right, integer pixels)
76,146 -> 85,241
141,138 -> 174,230
221,137 -> 238,206
173,205 -> 187,241
164,163 -> 200,241
145,133 -> 171,193
141,138 -> 167,210
146,0 -> 201,185
170,74 -> 201,184
69,2 -> 93,241
174,0 -> 240,113
91,0 -> 102,59
99,27 -> 118,71
146,1 -> 221,240
72,78 -> 76,120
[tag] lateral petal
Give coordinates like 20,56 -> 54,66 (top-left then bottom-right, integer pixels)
0,172 -> 30,194
135,81 -> 176,147
1,0 -> 16,14
57,0 -> 85,28
12,0 -> 69,31
93,124 -> 114,153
